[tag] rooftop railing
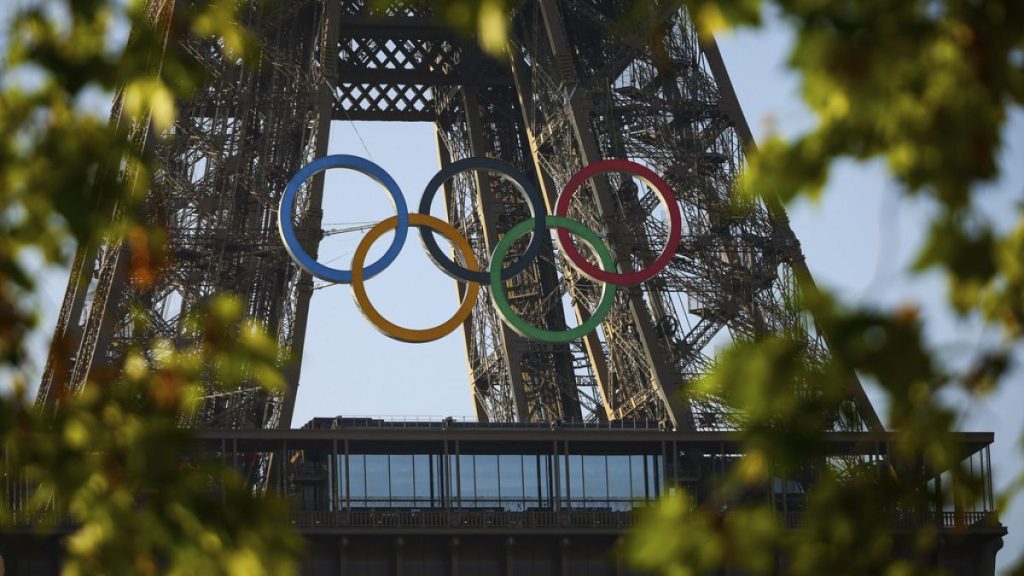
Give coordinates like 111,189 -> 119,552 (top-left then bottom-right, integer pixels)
301,415 -> 678,431
286,509 -> 1001,533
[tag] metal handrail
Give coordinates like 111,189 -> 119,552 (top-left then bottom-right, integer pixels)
287,508 -> 1000,531
306,415 -> 678,431
1,507 -> 999,533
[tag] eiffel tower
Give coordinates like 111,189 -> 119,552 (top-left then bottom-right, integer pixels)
29,1 -> 1003,573
39,0 -> 878,433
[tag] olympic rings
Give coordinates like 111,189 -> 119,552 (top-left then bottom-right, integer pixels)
277,155 -> 684,344
352,214 -> 480,343
491,216 -> 616,344
554,159 -> 682,286
418,157 -> 547,283
279,155 -> 408,284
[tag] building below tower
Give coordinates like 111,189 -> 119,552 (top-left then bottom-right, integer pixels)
2,418 -> 1006,575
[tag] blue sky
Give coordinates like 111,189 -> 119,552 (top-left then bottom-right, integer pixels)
17,4 -> 1021,571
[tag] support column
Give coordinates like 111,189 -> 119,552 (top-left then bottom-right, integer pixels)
507,53 -> 616,420
278,0 -> 341,428
338,537 -> 348,576
436,130 -> 496,422
395,537 -> 404,576
560,537 -> 570,576
504,537 -> 515,576
450,537 -> 460,576
511,0 -> 694,429
460,86 -> 531,422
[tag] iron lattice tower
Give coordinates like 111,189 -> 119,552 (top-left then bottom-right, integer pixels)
39,0 -> 881,433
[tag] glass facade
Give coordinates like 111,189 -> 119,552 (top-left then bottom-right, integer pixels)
345,454 -> 439,508
564,455 -> 657,510
333,450 -> 662,511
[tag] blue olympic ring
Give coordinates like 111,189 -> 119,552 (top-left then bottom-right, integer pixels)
278,155 -> 409,284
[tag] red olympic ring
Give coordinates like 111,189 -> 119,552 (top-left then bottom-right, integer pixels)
553,159 -> 682,286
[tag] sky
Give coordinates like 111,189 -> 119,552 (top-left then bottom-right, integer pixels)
16,3 -> 1022,572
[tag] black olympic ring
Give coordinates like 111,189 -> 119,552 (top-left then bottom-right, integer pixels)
418,157 -> 548,283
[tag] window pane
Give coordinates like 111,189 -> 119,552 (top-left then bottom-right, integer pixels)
567,455 -> 584,508
583,456 -> 608,506
630,455 -> 647,500
607,455 -> 631,510
558,454 -> 568,509
499,455 -> 524,510
349,454 -> 367,505
336,454 -> 345,508
539,455 -> 551,509
365,455 -> 390,503
475,455 -> 499,507
413,454 -> 432,504
390,455 -> 414,506
459,454 -> 475,506
523,455 -> 540,509
648,455 -> 661,498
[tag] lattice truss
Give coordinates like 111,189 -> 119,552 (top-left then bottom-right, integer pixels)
435,84 -> 604,424
508,0 -> 876,431
333,0 -> 510,121
41,0 -> 879,434
37,0 -> 174,413
39,0 -> 336,432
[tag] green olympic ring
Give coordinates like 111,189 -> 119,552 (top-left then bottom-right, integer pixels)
490,216 -> 617,344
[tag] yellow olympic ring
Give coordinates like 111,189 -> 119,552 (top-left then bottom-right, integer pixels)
351,214 -> 481,343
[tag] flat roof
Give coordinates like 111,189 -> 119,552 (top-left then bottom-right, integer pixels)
194,424 -> 994,459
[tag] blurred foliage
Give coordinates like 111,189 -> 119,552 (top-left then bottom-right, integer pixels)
1,0 -> 301,574
635,1 -> 1021,574
0,0 -> 1021,574
420,0 -> 1023,574
1,297 -> 300,575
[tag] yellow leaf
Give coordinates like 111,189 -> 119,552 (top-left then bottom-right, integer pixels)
124,353 -> 148,380
228,549 -> 265,576
149,82 -> 176,132
738,450 -> 768,483
696,5 -> 729,37
477,0 -> 508,56
63,419 -> 90,448
66,522 -> 107,554
123,79 -> 177,132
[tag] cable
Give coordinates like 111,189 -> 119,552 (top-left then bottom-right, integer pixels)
340,105 -> 375,162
